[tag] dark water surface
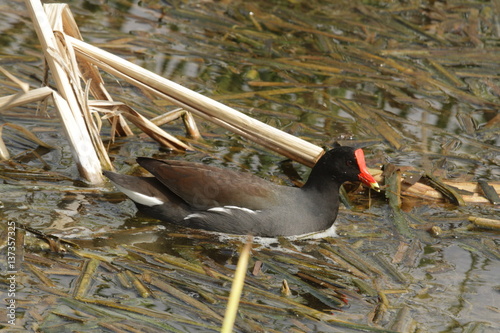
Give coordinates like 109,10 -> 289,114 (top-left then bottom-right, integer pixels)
1,0 -> 499,332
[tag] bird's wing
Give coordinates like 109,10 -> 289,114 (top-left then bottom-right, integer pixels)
136,158 -> 279,210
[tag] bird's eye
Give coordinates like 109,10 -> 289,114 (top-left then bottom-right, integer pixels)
346,160 -> 354,167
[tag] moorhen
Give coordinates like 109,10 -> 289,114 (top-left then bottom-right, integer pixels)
104,146 -> 379,237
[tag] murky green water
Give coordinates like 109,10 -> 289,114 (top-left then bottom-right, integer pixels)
1,0 -> 499,332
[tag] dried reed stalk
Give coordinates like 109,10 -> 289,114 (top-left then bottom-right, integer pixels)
66,35 -> 325,166
21,1 -> 498,206
25,0 -> 104,183
44,3 -> 133,137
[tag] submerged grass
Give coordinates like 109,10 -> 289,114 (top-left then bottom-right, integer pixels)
0,0 -> 499,332
13,226 -> 408,332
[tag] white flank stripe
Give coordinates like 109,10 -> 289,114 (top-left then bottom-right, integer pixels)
115,184 -> 164,207
224,206 -> 258,214
184,206 -> 260,221
184,213 -> 205,220
208,207 -> 233,214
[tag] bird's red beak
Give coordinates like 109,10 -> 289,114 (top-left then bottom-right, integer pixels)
354,149 -> 380,191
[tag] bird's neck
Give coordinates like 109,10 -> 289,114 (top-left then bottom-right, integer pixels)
300,173 -> 342,230
301,171 -> 342,198
301,163 -> 342,192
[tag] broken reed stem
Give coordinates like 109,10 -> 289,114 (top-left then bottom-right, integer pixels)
74,258 -> 100,300
66,35 -> 325,167
0,86 -> 52,111
221,236 -> 252,333
24,0 -> 103,183
468,216 -> 500,230
44,3 -> 133,137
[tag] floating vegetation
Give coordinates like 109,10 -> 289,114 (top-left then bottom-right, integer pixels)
0,0 -> 499,332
